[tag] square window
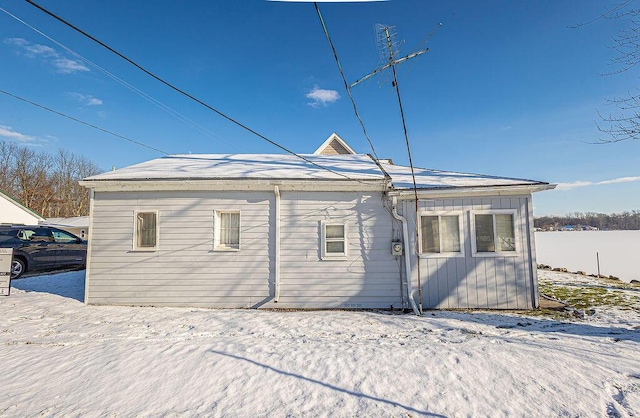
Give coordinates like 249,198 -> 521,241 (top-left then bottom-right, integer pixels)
420,213 -> 463,256
471,211 -> 517,256
134,211 -> 158,250
322,222 -> 347,259
214,211 -> 240,250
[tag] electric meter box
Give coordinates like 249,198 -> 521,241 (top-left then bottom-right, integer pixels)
391,241 -> 403,256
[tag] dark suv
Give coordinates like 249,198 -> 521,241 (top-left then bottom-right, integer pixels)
0,225 -> 87,279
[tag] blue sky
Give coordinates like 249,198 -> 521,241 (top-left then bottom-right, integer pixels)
0,0 -> 639,216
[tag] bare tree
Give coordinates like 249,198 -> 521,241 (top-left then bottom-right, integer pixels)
51,149 -> 101,217
0,141 -> 18,196
0,140 -> 102,218
580,2 -> 640,143
13,147 -> 55,216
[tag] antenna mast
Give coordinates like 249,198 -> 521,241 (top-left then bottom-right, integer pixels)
352,23 -> 441,315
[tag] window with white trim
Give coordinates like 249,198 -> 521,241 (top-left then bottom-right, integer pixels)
214,211 -> 240,250
134,211 -> 158,250
471,211 -> 517,256
420,213 -> 464,257
321,222 -> 347,259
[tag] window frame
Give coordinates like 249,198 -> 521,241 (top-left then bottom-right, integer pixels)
470,209 -> 519,257
320,221 -> 348,260
418,211 -> 465,258
133,210 -> 159,251
213,210 -> 241,251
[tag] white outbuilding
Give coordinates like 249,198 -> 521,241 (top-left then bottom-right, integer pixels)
0,190 -> 45,225
80,135 -> 554,311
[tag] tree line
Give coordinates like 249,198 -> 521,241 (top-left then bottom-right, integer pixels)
535,211 -> 640,231
0,140 -> 102,218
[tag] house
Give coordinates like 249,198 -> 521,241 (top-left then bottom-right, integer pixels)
40,216 -> 90,239
80,134 -> 555,311
0,190 -> 45,225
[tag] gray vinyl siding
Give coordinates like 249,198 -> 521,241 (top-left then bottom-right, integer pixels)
87,191 -> 273,307
404,195 -> 538,309
275,192 -> 403,309
86,190 -> 402,309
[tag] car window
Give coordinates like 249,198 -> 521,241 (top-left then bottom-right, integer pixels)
52,230 -> 79,243
27,229 -> 55,242
18,229 -> 36,241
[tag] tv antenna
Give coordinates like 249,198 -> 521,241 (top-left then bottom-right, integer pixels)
351,23 -> 441,88
351,22 -> 442,315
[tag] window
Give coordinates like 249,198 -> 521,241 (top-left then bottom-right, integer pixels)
214,211 -> 240,250
471,211 -> 517,256
52,229 -> 80,243
420,213 -> 463,257
321,222 -> 347,259
134,211 -> 158,250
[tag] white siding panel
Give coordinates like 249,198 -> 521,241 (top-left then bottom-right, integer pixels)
87,191 -> 273,307
277,192 -> 403,309
87,190 -> 402,309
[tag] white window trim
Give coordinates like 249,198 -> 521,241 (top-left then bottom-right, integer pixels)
470,209 -> 519,257
418,211 -> 465,258
213,210 -> 241,251
132,210 -> 159,251
321,221 -> 348,260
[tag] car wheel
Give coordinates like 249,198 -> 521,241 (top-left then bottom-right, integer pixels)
11,258 -> 25,279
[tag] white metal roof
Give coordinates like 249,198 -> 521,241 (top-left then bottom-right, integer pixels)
82,153 -> 551,192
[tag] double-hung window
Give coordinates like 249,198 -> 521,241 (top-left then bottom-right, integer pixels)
420,212 -> 464,257
134,211 -> 158,250
471,210 -> 518,256
214,211 -> 240,250
321,221 -> 347,259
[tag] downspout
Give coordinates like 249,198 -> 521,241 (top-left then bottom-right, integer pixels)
391,196 -> 420,316
274,185 -> 281,302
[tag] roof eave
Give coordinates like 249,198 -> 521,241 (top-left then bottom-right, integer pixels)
388,183 -> 556,199
79,178 -> 389,192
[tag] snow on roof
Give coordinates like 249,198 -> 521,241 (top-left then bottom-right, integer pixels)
379,161 -> 549,190
84,154 -> 386,182
84,153 -> 550,191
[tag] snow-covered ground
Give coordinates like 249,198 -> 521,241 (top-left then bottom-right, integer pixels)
536,230 -> 640,282
1,270 -> 639,417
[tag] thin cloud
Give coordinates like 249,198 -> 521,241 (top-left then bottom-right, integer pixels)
0,125 -> 36,143
53,58 -> 89,74
306,86 -> 340,107
4,37 -> 89,74
555,176 -> 640,190
69,92 -> 103,106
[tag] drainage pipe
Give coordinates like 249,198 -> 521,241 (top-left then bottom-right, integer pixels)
391,196 -> 420,315
274,185 -> 281,302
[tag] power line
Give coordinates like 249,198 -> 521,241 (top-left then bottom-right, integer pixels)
0,6 -> 242,153
0,88 -> 169,155
314,3 -> 380,161
23,0 -> 366,184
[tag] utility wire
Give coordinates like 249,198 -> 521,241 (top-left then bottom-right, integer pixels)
0,6 -> 241,153
24,0 -> 366,183
314,3 -> 380,161
0,88 -> 169,155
